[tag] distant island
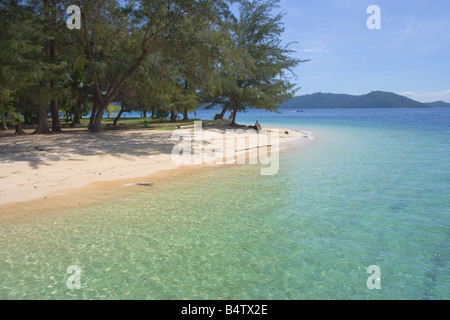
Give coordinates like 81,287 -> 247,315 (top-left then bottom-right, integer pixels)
279,91 -> 450,109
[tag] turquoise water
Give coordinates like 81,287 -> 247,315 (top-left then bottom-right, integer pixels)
1,108 -> 449,299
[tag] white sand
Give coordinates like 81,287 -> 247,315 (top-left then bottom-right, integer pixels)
0,126 -> 308,207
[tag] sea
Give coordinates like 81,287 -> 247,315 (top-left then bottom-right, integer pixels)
1,108 -> 449,300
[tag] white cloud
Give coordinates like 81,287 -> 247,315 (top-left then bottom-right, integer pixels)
298,48 -> 330,53
400,90 -> 450,103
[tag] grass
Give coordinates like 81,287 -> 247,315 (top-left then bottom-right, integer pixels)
1,115 -> 233,137
37,117 -> 228,131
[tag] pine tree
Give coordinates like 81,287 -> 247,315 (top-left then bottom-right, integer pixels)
208,0 -> 307,125
76,0 -> 231,132
0,1 -> 43,133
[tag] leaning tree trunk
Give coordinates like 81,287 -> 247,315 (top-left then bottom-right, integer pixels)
216,106 -> 227,120
34,103 -> 51,134
113,109 -> 125,127
1,113 -> 8,131
228,109 -> 235,120
230,109 -> 238,125
183,107 -> 189,121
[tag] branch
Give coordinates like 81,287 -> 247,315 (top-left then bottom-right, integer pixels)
81,11 -> 103,105
142,9 -> 188,51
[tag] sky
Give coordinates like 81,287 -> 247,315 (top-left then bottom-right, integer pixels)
273,0 -> 450,102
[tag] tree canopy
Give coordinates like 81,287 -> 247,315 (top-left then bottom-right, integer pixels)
0,0 -> 306,133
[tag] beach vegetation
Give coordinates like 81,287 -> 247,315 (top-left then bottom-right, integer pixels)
202,0 -> 307,124
0,0 -> 303,134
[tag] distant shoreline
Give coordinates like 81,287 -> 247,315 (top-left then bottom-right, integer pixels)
277,92 -> 450,109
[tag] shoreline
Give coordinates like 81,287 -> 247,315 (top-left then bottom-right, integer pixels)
0,126 -> 311,220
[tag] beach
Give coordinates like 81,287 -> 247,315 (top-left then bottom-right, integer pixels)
0,125 -> 306,218
1,108 -> 449,300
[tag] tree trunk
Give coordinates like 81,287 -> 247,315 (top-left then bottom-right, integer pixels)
231,109 -> 238,125
113,108 -> 125,127
228,109 -> 235,120
72,114 -> 81,126
34,103 -> 51,134
72,104 -> 81,126
143,110 -> 147,118
91,109 -> 104,132
50,99 -> 62,132
15,118 -> 25,135
151,106 -> 156,118
89,103 -> 98,131
91,104 -> 108,133
1,113 -> 8,131
183,80 -> 189,121
216,106 -> 227,120
48,0 -> 61,133
170,108 -> 177,123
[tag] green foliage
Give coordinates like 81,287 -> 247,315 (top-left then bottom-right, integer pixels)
155,109 -> 170,119
0,1 -> 42,117
0,0 -> 307,131
205,0 -> 307,123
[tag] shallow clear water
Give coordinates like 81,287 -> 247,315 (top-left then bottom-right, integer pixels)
1,108 -> 449,299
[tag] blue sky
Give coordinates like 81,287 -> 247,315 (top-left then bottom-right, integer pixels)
275,0 -> 450,102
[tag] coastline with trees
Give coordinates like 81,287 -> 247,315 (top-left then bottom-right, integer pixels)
0,0 -> 305,134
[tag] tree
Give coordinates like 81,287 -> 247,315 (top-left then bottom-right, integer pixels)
27,0 -> 71,134
119,2 -> 227,125
207,0 -> 307,125
165,7 -> 232,121
42,0 -> 64,132
0,1 -> 44,133
120,53 -> 167,120
59,56 -> 92,126
76,0 -> 232,133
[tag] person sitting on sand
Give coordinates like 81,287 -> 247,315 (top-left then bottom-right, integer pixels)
253,120 -> 262,131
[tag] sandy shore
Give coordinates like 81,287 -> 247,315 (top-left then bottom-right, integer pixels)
0,124 -> 310,217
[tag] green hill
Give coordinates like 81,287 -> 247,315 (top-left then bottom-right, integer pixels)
426,101 -> 450,108
341,91 -> 427,109
280,91 -> 449,109
280,92 -> 356,109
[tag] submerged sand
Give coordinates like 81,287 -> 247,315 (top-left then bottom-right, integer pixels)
0,126 -> 309,218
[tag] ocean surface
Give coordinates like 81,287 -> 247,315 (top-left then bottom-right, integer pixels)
1,108 -> 449,299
